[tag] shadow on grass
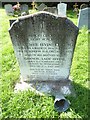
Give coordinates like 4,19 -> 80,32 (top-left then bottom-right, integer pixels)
66,81 -> 89,119
1,81 -> 89,119
67,10 -> 77,18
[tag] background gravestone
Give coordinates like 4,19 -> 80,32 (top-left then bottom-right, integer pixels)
80,4 -> 88,9
20,4 -> 29,15
4,4 -> 14,16
37,3 -> 47,11
57,3 -> 67,17
9,12 -> 79,97
0,1 -> 2,8
44,7 -> 58,14
77,7 -> 90,29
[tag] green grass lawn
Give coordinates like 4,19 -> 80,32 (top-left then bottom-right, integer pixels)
1,8 -> 89,119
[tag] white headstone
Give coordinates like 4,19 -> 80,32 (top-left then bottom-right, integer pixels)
57,3 -> 67,17
4,4 -> 14,16
77,7 -> 90,29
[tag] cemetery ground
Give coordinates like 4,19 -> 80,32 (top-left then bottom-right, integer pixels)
1,8 -> 89,119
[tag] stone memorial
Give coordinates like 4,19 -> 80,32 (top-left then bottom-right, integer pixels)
4,4 -> 14,16
20,4 -> 29,15
0,1 -> 2,8
57,3 -> 67,17
44,7 -> 58,14
37,3 -> 47,11
9,12 -> 79,112
77,7 -> 90,29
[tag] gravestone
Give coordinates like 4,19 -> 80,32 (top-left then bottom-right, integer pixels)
44,7 -> 58,14
9,12 -> 79,112
0,1 -> 2,8
80,4 -> 88,9
77,7 -> 90,29
4,4 -> 14,16
37,3 -> 47,11
20,4 -> 29,15
57,3 -> 67,17
9,11 -> 79,95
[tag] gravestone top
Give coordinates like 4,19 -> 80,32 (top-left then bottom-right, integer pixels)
0,1 -> 2,8
77,7 -> 90,29
80,4 -> 88,9
20,4 -> 29,14
44,7 -> 58,14
57,3 -> 67,17
4,4 -> 14,16
37,3 -> 47,11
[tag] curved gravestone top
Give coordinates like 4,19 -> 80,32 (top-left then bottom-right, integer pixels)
80,4 -> 88,9
9,11 -> 79,89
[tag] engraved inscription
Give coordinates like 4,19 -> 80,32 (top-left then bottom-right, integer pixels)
17,32 -> 65,80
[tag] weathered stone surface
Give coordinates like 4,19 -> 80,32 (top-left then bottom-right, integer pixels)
9,12 -> 78,96
0,1 -> 2,8
4,4 -> 14,16
20,4 -> 29,14
37,3 -> 47,11
78,7 -> 90,29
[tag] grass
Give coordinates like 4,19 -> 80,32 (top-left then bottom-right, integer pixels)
1,8 -> 89,119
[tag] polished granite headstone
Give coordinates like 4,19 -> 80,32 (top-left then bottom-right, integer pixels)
9,11 -> 79,96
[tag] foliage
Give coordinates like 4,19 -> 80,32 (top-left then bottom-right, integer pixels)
0,9 -> 89,119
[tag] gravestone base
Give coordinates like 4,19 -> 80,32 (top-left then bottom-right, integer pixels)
14,76 -> 74,97
14,76 -> 44,96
